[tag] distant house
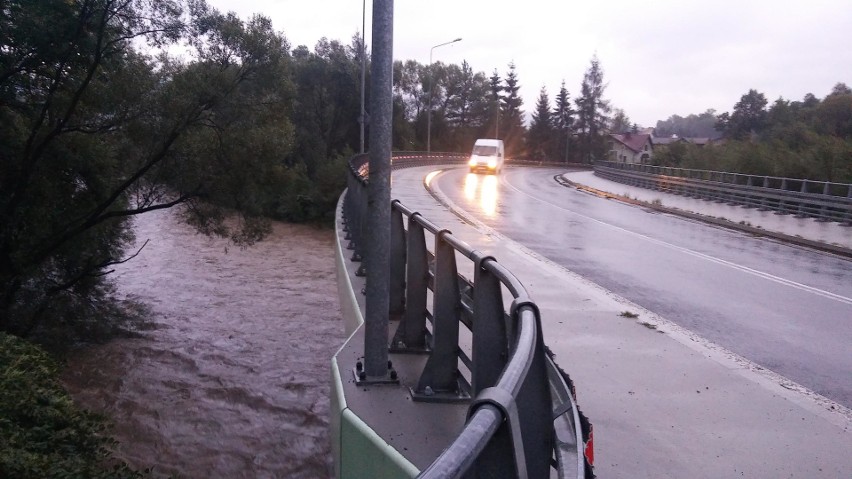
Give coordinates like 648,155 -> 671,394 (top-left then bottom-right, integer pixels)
653,134 -> 713,147
689,137 -> 711,147
609,132 -> 653,164
652,134 -> 690,147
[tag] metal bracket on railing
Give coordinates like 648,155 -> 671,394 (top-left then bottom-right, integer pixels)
509,297 -> 540,320
389,203 -> 407,316
469,251 -> 507,395
508,297 -> 539,354
391,211 -> 431,354
352,358 -> 400,386
411,229 -> 470,403
468,387 -> 528,479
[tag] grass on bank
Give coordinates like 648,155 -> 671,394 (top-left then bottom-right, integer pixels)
0,332 -> 144,479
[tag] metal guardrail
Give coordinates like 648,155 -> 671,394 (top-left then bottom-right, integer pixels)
343,152 -> 593,478
595,161 -> 852,224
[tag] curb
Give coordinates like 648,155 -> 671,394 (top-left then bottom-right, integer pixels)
557,175 -> 852,260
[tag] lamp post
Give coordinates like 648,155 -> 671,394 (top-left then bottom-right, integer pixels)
359,0 -> 367,153
426,37 -> 461,155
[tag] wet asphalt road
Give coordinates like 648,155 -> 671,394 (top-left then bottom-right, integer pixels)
434,167 -> 852,408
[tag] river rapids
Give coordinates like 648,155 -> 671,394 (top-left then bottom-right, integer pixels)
61,209 -> 345,478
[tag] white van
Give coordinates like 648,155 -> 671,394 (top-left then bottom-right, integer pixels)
468,139 -> 505,174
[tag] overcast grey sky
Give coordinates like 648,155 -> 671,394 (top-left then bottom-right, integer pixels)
207,0 -> 852,127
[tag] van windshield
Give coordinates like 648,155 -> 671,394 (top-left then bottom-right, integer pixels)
472,145 -> 498,156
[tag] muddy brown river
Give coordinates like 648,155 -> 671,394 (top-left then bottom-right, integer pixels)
61,209 -> 345,478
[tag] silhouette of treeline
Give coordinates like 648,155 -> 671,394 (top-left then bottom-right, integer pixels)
653,85 -> 852,183
654,110 -> 722,139
0,0 -> 369,342
393,55 -> 612,163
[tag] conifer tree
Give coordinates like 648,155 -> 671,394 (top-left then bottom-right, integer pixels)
501,62 -> 525,157
487,69 -> 502,138
553,81 -> 575,162
527,86 -> 554,160
575,55 -> 611,163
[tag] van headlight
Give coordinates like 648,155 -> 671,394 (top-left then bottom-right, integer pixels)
487,158 -> 497,168
469,157 -> 477,167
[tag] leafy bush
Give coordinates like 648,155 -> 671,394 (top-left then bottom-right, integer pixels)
0,333 -> 142,478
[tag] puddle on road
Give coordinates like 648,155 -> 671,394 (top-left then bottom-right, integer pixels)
61,209 -> 345,478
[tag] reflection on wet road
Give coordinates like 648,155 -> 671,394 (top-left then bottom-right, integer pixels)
438,167 -> 852,407
463,173 -> 499,217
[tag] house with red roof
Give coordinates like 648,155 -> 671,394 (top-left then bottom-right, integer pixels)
609,132 -> 653,164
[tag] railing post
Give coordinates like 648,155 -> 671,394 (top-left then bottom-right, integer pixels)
779,178 -> 789,214
471,256 -> 507,394
468,254 -> 515,477
511,304 -> 554,479
414,230 -> 465,400
391,215 -> 429,351
356,178 -> 368,268
798,180 -> 809,216
389,203 -> 406,315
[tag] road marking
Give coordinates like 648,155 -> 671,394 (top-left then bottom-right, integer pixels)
495,173 -> 852,307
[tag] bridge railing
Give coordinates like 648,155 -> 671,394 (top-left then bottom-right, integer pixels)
595,161 -> 852,224
343,152 -> 592,478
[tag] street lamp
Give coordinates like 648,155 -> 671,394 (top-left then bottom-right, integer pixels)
359,0 -> 368,153
426,37 -> 462,155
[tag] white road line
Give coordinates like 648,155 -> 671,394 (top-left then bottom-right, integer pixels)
499,174 -> 852,307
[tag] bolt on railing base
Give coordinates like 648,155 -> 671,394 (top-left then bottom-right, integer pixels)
388,343 -> 432,354
410,382 -> 472,404
353,359 -> 400,385
389,328 -> 432,355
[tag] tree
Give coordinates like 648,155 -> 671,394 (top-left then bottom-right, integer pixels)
0,1 -> 298,339
486,69 -> 502,139
392,59 -> 424,148
289,37 -> 362,176
527,86 -> 553,160
815,90 -> 852,138
717,89 -> 768,140
444,60 -> 490,149
552,81 -> 575,163
574,55 -> 611,163
610,108 -> 631,133
829,82 -> 852,96
656,110 -> 720,139
501,62 -> 525,158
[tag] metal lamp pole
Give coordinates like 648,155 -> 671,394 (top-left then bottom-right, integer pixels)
359,0 -> 368,153
426,37 -> 461,155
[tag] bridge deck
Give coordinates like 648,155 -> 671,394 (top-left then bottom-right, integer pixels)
334,241 -> 468,470
373,165 -> 852,478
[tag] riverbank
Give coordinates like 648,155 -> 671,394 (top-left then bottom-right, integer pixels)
61,209 -> 345,478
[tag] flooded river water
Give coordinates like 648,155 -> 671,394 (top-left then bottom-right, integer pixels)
61,209 -> 345,478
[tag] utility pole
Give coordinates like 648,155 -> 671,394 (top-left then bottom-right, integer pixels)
363,0 -> 393,379
426,37 -> 461,154
359,0 -> 367,153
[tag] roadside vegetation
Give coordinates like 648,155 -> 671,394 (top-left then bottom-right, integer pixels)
652,85 -> 852,183
0,332 -> 143,478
